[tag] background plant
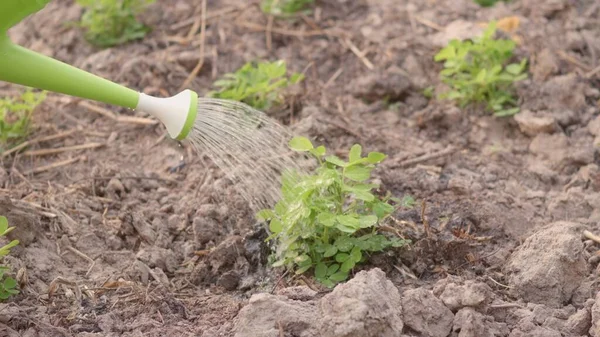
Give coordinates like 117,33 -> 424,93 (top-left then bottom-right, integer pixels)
260,0 -> 315,17
257,137 -> 410,287
75,0 -> 155,48
208,60 -> 304,111
473,0 -> 509,7
434,21 -> 528,117
0,89 -> 46,150
0,216 -> 19,300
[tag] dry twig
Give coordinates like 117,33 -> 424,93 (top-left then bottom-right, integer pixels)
24,143 -> 105,157
584,230 -> 600,244
23,157 -> 81,175
2,129 -> 77,158
179,0 -> 208,91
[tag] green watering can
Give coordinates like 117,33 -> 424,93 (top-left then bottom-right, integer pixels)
0,0 -> 199,140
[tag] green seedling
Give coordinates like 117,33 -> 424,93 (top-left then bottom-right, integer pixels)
434,21 -> 528,117
260,0 -> 315,17
474,0 -> 509,7
75,0 -> 155,48
0,89 -> 46,149
208,60 -> 304,111
0,216 -> 19,301
257,137 -> 410,287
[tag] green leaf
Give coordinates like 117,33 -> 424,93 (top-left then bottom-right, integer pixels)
336,215 -> 361,229
348,144 -> 362,162
358,215 -> 378,228
290,73 -> 305,84
324,245 -> 338,257
366,152 -> 386,163
335,253 -> 349,263
318,213 -> 336,227
344,166 -> 371,182
340,258 -> 356,272
289,136 -> 313,151
373,202 -> 394,219
325,156 -> 347,167
335,237 -> 353,252
272,259 -> 286,267
350,246 -> 362,263
269,219 -> 283,233
3,277 -> 16,290
0,217 -> 7,234
315,263 -> 327,279
256,209 -> 275,220
505,63 -> 523,75
434,45 -> 456,61
329,271 -> 349,282
310,145 -> 326,157
401,195 -> 416,208
352,189 -> 375,202
295,265 -> 311,274
327,264 -> 340,275
475,68 -> 487,83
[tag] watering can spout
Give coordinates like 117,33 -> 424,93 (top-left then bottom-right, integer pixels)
0,0 -> 52,34
0,0 -> 140,109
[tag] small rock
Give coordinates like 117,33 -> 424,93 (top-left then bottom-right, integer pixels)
150,267 -> 170,287
167,214 -> 187,232
277,286 -> 317,301
452,308 -> 508,337
136,247 -> 178,273
217,270 -> 239,291
193,217 -> 220,245
233,293 -> 318,337
531,48 -> 559,82
508,326 -> 562,337
131,212 -> 156,243
529,133 -> 569,167
319,268 -> 403,337
564,308 -> 591,336
504,222 -> 589,308
350,68 -> 411,102
96,313 -> 123,333
514,110 -> 557,136
434,278 -> 492,312
402,288 -> 454,337
589,116 -> 600,137
106,178 -> 125,198
589,292 -> 600,337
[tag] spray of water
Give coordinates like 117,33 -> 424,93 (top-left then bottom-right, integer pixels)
186,98 -> 310,211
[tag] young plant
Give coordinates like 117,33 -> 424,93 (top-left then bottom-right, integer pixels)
75,0 -> 155,48
257,137 -> 410,287
0,216 -> 19,300
0,89 -> 46,149
208,60 -> 304,111
473,0 -> 509,7
434,21 -> 528,117
260,0 -> 315,17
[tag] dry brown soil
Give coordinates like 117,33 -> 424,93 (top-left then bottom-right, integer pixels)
1,0 -> 600,336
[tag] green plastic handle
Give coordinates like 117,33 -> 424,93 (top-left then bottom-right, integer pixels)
0,0 -> 140,109
0,37 -> 140,109
0,0 -> 51,34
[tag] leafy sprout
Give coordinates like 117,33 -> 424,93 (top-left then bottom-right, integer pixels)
260,0 -> 315,17
0,216 -> 19,301
434,21 -> 528,117
75,0 -> 155,48
207,60 -> 304,111
0,89 -> 46,151
257,137 -> 410,287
